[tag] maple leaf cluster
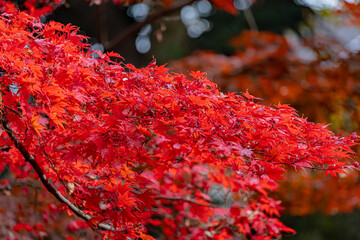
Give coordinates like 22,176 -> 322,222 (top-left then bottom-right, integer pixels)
0,8 -> 358,239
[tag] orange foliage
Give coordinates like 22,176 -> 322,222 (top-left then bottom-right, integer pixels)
276,170 -> 360,216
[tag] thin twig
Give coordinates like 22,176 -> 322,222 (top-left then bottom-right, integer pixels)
243,7 -> 258,31
154,195 -> 212,207
96,3 -> 107,44
43,147 -> 71,193
0,111 -> 115,232
104,0 -> 196,51
0,104 -> 23,117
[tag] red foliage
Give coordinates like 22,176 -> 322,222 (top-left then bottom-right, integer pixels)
0,9 -> 358,239
0,0 -> 60,18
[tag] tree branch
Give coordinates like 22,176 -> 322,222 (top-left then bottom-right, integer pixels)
96,3 -> 107,44
0,104 -> 23,117
243,7 -> 258,32
0,111 -> 115,232
154,195 -> 212,207
104,0 -> 196,51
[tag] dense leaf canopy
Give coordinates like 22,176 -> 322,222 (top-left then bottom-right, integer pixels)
0,8 -> 358,239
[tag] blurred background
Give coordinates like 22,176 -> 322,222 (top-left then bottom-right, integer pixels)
3,0 -> 360,239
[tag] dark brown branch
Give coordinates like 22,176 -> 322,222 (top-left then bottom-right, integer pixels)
96,3 -> 107,44
104,0 -> 196,51
0,104 -> 23,117
0,111 -> 114,232
154,195 -> 212,207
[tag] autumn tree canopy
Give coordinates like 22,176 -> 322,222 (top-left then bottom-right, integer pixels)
0,1 -> 359,240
